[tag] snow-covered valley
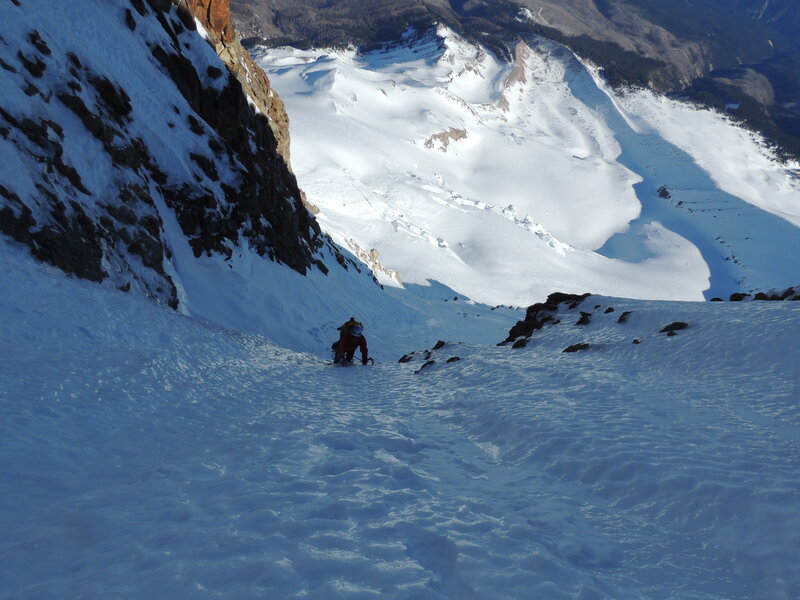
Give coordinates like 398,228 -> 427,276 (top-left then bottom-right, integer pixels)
255,28 -> 800,305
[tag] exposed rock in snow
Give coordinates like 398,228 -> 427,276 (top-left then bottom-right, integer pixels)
0,0 -> 336,309
179,0 -> 294,164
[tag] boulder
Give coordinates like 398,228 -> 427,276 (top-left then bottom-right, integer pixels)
659,322 -> 688,333
563,343 -> 590,353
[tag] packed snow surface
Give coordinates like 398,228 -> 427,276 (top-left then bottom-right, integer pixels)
255,29 -> 800,305
2,243 -> 799,599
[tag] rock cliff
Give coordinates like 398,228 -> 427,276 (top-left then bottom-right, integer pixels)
179,0 -> 292,163
0,0 -> 331,309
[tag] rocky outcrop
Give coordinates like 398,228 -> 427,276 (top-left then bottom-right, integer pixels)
424,127 -> 468,152
344,239 -> 402,286
0,0 -> 335,308
728,287 -> 800,301
178,0 -> 292,164
502,292 -> 591,345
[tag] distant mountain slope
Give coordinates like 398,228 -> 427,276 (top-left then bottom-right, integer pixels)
0,0 -> 337,309
231,0 -> 800,157
255,28 -> 800,305
729,0 -> 800,39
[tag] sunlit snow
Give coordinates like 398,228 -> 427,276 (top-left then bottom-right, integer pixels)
255,29 -> 800,305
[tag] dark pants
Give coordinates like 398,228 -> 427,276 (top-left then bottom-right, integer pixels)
331,341 -> 354,364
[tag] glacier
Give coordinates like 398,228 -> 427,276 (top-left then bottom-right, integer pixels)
254,27 -> 800,305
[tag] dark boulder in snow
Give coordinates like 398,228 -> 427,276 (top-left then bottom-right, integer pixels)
415,360 -> 435,374
562,343 -> 590,353
503,292 -> 590,343
659,322 -> 689,333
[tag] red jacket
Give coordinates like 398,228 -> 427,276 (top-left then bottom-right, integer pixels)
336,331 -> 368,359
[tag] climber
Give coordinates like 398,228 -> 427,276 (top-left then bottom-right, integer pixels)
331,317 -> 369,365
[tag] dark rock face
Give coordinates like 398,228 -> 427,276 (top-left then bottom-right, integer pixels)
178,0 -> 296,165
1,27 -> 178,302
149,1 -> 324,271
0,0 -> 339,308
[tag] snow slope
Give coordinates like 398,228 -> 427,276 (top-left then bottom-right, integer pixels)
2,240 -> 799,599
255,29 -> 800,305
2,10 -> 799,600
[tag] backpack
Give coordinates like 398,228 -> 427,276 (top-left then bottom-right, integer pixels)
337,317 -> 363,338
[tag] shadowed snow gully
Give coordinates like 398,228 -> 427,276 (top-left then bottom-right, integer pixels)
2,244 -> 799,599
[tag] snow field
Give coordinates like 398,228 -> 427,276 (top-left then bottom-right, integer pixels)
2,243 -> 799,599
618,89 -> 800,228
255,30 -> 800,305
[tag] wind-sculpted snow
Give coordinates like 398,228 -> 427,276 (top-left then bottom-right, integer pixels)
2,244 -> 799,599
255,28 -> 800,305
